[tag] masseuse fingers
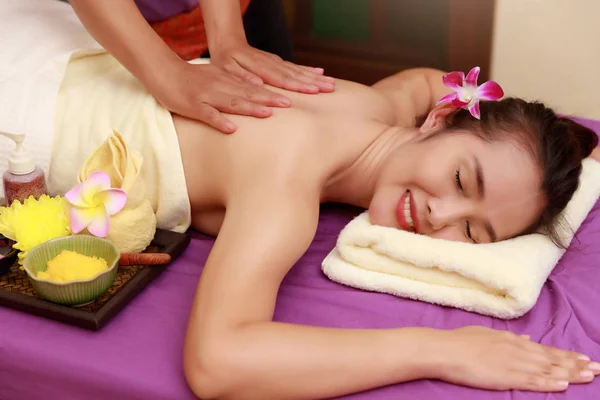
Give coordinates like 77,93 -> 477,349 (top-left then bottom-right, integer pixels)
223,60 -> 264,86
259,50 -> 333,86
195,103 -> 237,134
229,47 -> 333,93
219,64 -> 292,109
279,59 -> 334,84
293,64 -> 326,75
301,66 -> 325,75
283,61 -> 336,91
261,50 -> 328,78
235,54 -> 319,94
211,92 -> 275,120
235,81 -> 292,109
263,66 -> 320,94
266,62 -> 334,93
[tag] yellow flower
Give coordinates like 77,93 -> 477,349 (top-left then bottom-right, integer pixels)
0,195 -> 71,264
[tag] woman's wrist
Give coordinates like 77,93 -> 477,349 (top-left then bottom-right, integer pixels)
397,328 -> 448,380
420,328 -> 464,381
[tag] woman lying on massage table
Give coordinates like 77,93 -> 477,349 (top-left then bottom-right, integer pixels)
55,53 -> 600,399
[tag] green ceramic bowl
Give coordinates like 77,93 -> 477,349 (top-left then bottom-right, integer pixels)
23,235 -> 119,307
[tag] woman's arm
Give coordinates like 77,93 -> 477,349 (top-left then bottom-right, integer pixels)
372,68 -> 451,126
183,185 -> 437,399
183,181 -> 595,399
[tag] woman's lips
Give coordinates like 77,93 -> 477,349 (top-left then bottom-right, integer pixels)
395,191 -> 416,233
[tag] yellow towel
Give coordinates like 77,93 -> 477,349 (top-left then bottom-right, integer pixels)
77,130 -> 156,253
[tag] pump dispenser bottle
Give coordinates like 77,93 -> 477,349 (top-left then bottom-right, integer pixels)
0,131 -> 48,206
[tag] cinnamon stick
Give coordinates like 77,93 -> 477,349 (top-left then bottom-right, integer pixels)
119,253 -> 172,266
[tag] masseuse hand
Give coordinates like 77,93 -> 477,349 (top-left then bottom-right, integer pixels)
198,0 -> 335,133
153,47 -> 334,135
155,47 -> 335,134
184,42 -> 334,133
210,41 -> 336,96
435,326 -> 599,391
156,46 -> 335,134
153,60 -> 296,134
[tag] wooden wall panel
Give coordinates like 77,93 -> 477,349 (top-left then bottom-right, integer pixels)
287,0 -> 495,85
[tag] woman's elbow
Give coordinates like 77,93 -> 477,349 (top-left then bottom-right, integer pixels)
184,343 -> 229,399
184,337 -> 255,400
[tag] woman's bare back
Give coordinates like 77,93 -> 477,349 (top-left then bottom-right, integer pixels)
172,78 -> 405,235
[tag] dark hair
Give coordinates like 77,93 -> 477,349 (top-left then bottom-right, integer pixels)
443,98 -> 598,247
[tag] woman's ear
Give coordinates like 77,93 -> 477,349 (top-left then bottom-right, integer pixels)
420,103 -> 456,133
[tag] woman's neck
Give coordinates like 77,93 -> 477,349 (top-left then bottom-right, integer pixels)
323,126 -> 417,208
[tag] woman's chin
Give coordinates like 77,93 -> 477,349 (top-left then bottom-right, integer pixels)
367,203 -> 396,228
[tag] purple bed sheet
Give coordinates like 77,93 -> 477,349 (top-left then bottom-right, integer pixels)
1,118 -> 599,400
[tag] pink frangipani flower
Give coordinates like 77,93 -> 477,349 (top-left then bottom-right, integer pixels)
437,66 -> 504,119
65,171 -> 127,237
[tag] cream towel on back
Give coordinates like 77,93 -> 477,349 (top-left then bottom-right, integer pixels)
51,52 -> 191,234
322,159 -> 600,319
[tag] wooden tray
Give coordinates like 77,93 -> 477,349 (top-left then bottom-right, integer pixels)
0,229 -> 190,331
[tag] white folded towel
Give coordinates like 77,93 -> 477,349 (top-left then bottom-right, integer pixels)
322,159 -> 600,319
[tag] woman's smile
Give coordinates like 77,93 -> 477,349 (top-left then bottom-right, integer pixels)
395,190 -> 420,233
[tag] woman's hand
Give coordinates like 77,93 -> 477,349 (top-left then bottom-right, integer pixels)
150,60 -> 296,133
434,326 -> 599,392
210,41 -> 336,95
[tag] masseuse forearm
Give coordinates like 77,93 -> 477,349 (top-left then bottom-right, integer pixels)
69,0 -> 180,84
199,0 -> 247,49
191,322 -> 438,399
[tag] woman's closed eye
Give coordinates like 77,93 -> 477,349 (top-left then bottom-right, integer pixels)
455,169 -> 476,242
455,169 -> 463,192
465,221 -> 475,242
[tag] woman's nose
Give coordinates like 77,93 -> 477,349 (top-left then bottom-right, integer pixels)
426,197 -> 471,230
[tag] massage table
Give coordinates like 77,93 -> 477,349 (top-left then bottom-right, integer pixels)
1,117 -> 598,400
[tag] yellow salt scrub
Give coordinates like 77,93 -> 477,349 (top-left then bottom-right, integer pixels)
37,250 -> 108,282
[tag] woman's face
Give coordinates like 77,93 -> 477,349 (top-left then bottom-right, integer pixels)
369,122 -> 546,243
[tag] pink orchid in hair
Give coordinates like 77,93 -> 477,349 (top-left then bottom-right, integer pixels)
437,66 -> 504,119
65,171 -> 127,238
